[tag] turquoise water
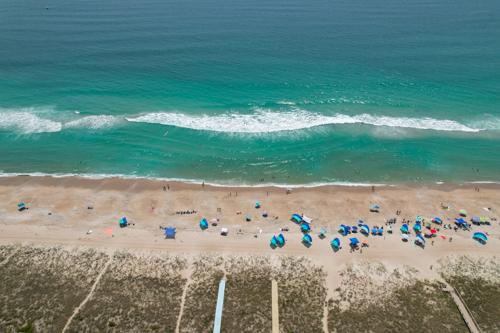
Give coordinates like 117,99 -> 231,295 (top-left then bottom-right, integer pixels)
1,0 -> 499,185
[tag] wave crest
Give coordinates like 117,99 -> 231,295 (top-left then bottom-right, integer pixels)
126,109 -> 480,133
0,109 -> 62,134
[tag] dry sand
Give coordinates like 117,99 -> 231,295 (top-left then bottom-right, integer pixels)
0,175 -> 499,332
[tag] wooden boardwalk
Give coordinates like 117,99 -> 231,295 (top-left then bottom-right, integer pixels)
272,280 -> 279,333
213,279 -> 226,333
444,283 -> 481,333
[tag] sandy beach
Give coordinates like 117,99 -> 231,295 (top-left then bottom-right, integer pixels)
1,175 -> 499,332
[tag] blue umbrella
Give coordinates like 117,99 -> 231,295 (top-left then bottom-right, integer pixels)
432,217 -> 443,224
199,218 -> 209,230
360,225 -> 370,235
413,223 -> 422,232
291,214 -> 302,223
302,233 -> 313,245
338,224 -> 349,236
377,228 -> 383,236
472,232 -> 488,243
331,237 -> 341,249
301,222 -> 311,233
349,237 -> 359,247
415,234 -> 425,245
371,227 -> 378,235
351,226 -> 358,233
370,204 -> 380,212
400,224 -> 409,234
455,218 -> 467,226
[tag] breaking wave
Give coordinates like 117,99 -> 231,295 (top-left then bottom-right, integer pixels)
126,109 -> 482,133
0,109 -> 62,134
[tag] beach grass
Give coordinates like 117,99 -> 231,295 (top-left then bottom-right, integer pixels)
274,256 -> 327,332
327,262 -> 468,333
440,256 -> 500,333
0,246 -> 109,332
66,252 -> 187,332
221,256 -> 272,333
179,256 -> 225,333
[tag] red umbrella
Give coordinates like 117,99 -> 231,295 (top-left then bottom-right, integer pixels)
431,229 -> 437,234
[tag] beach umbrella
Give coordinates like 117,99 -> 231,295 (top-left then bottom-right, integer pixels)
291,214 -> 302,224
245,215 -> 252,222
302,233 -> 313,246
319,228 -> 327,238
377,228 -> 383,236
459,209 -> 467,217
371,227 -> 378,236
401,234 -> 409,242
370,204 -> 380,212
164,227 -> 176,239
430,229 -> 437,235
338,224 -> 349,236
413,223 -> 422,233
455,218 -> 466,227
331,237 -> 341,249
199,218 -> 209,230
270,236 -> 278,248
432,217 -> 443,224
472,232 -> 488,244
471,216 -> 481,225
255,201 -> 261,209
119,217 -> 128,228
277,233 -> 285,246
351,226 -> 358,233
400,224 -> 409,234
301,222 -> 311,233
415,234 -> 425,245
349,237 -> 360,247
416,216 -> 424,223
17,202 -> 26,211
360,224 -> 370,235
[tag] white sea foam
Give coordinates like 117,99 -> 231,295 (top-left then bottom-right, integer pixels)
0,109 -> 62,134
126,109 -> 481,133
64,115 -> 120,130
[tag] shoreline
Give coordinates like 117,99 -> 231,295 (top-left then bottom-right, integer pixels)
1,173 -> 500,191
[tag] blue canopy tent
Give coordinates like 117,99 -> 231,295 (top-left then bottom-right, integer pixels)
200,218 -> 209,230
302,233 -> 313,246
400,224 -> 409,234
370,204 -> 380,212
415,234 -> 425,246
270,235 -> 278,248
291,214 -> 303,224
371,227 -> 378,236
338,224 -> 349,236
471,216 -> 481,225
377,228 -> 383,236
432,217 -> 443,224
455,218 -> 467,228
413,223 -> 422,233
165,227 -> 176,239
349,237 -> 360,247
119,217 -> 128,228
17,202 -> 26,211
351,226 -> 358,233
360,224 -> 370,235
277,233 -> 285,247
331,237 -> 341,250
472,232 -> 488,244
301,222 -> 311,233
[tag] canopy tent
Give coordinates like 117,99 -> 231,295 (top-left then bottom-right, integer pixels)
360,224 -> 370,235
471,216 -> 481,225
338,224 -> 350,236
301,222 -> 311,233
480,216 -> 490,224
370,204 -> 380,212
377,228 -> 383,236
119,217 -> 128,228
432,217 -> 443,224
270,235 -> 278,248
459,209 -> 467,217
349,237 -> 360,247
291,214 -> 303,224
302,233 -> 313,245
17,202 -> 26,211
302,215 -> 313,224
277,233 -> 285,246
371,227 -> 378,235
351,226 -> 358,233
200,218 -> 209,230
472,232 -> 488,244
400,224 -> 409,234
331,237 -> 341,249
165,227 -> 176,239
415,234 -> 425,245
455,218 -> 467,227
255,201 -> 261,209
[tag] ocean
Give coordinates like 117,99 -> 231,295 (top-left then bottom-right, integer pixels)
1,0 -> 499,185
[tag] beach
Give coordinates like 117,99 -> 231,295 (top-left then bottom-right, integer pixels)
1,175 -> 499,332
